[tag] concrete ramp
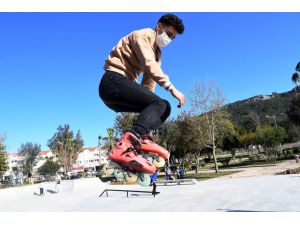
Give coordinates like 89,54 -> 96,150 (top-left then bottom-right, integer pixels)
62,177 -> 105,193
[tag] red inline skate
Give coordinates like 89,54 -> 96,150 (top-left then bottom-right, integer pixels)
139,131 -> 170,168
101,131 -> 156,186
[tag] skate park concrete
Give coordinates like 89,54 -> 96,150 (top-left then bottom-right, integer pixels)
1,174 -> 300,212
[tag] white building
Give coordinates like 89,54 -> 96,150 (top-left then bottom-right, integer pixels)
7,153 -> 24,172
73,147 -> 109,171
5,146 -> 109,174
33,151 -> 55,170
6,151 -> 55,173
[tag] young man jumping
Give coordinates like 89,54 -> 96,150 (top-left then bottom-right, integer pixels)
99,14 -> 185,183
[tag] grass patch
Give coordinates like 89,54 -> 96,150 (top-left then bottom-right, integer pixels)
219,157 -> 296,170
157,170 -> 241,181
219,159 -> 276,169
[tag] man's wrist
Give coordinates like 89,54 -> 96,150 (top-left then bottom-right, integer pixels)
167,84 -> 174,92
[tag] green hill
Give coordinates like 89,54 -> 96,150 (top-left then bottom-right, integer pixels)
226,88 -> 300,130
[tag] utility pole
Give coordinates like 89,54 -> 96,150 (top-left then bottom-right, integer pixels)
266,113 -> 285,153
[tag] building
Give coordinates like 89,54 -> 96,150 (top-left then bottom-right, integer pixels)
73,147 -> 109,172
6,151 -> 55,173
6,153 -> 23,172
34,151 -> 55,170
4,146 -> 109,174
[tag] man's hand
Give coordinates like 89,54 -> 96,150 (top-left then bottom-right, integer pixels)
170,87 -> 186,108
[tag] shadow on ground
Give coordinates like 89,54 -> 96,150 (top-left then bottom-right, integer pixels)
217,208 -> 277,212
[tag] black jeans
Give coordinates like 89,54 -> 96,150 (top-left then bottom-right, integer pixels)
99,71 -> 171,136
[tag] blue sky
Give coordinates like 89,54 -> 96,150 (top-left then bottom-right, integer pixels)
0,12 -> 299,152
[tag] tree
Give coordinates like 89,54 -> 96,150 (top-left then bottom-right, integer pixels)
99,128 -> 116,150
220,123 -> 240,158
175,111 -> 202,172
114,113 -> 138,138
106,128 -> 115,150
255,124 -> 287,162
19,142 -> 41,172
157,119 -> 179,159
190,81 -> 229,173
48,124 -> 84,173
287,94 -> 300,125
0,134 -> 9,178
295,61 -> 300,72
292,73 -> 300,87
38,158 -> 60,176
241,111 -> 260,132
238,132 -> 256,150
292,61 -> 300,89
286,124 -> 300,142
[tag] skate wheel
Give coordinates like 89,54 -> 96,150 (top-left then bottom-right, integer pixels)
124,172 -> 138,184
147,156 -> 154,163
153,157 -> 165,168
102,164 -> 115,176
137,173 -> 151,187
114,168 -> 124,180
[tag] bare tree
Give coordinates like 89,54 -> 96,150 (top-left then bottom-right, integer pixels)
190,81 -> 230,173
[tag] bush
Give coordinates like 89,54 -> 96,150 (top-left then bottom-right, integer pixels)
203,158 -> 211,164
249,155 -> 259,161
182,161 -> 192,171
259,154 -> 267,160
218,157 -> 232,166
38,159 -> 60,176
228,158 -> 240,165
170,165 -> 178,172
249,154 -> 267,161
199,160 -> 206,167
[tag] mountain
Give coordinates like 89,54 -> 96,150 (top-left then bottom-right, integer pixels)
226,88 -> 299,129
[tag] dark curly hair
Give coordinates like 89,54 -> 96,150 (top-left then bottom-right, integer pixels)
158,14 -> 185,34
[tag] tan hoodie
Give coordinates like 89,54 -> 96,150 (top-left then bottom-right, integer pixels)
104,28 -> 173,93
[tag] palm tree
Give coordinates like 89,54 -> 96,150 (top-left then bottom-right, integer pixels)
296,61 -> 300,72
106,128 -> 115,150
292,72 -> 300,86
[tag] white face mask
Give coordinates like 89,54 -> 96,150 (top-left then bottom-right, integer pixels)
156,30 -> 172,48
